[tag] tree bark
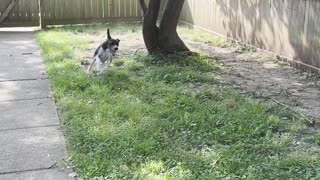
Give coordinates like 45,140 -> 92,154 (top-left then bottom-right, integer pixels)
139,0 -> 147,15
139,0 -> 190,54
142,0 -> 161,54
159,0 -> 189,53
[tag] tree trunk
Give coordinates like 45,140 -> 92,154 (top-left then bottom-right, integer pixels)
140,0 -> 190,54
141,0 -> 161,54
139,0 -> 147,14
158,0 -> 189,53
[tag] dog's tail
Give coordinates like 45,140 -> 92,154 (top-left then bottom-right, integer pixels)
107,29 -> 111,39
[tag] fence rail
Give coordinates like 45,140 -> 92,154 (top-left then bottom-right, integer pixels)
180,0 -> 320,72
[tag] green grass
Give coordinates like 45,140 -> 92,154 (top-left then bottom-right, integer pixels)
36,23 -> 320,179
313,133 -> 320,146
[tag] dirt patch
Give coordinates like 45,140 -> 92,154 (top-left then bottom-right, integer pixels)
188,41 -> 320,122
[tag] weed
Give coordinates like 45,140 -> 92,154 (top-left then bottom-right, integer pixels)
313,133 -> 320,146
113,59 -> 125,67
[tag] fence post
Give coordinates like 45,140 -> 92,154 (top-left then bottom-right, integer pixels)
38,0 -> 46,29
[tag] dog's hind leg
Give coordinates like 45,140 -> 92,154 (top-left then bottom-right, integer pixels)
87,58 -> 96,74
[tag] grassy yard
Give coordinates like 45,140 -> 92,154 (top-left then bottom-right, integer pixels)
36,23 -> 320,179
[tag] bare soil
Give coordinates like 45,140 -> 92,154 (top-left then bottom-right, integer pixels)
189,40 -> 320,122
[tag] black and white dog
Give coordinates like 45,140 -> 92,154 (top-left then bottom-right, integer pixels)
87,29 -> 120,74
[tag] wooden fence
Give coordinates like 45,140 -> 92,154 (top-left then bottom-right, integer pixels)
0,0 -> 144,27
0,0 -> 40,27
40,0 -> 144,25
180,0 -> 320,73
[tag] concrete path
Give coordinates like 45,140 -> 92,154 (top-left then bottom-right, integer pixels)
0,29 -> 72,180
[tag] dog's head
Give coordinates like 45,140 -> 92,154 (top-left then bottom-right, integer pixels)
105,29 -> 120,56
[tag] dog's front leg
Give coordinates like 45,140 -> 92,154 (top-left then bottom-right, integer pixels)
98,58 -> 112,74
87,57 -> 96,74
95,56 -> 104,74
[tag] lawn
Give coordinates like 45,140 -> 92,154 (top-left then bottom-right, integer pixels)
36,23 -> 320,179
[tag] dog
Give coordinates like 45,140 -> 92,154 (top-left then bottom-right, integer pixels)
87,29 -> 120,74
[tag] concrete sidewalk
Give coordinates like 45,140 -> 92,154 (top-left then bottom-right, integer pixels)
0,30 -> 72,179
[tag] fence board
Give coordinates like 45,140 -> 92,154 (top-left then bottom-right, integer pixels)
10,0 -> 19,22
307,0 -> 320,68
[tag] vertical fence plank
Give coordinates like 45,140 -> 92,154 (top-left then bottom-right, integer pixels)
135,0 -> 139,17
85,0 -> 91,19
129,0 -> 133,17
109,0 -> 113,17
96,0 -> 103,18
21,0 -> 26,22
122,0 -> 126,17
126,0 -> 130,17
184,0 -> 192,24
210,0 -> 216,32
49,0 -> 54,21
307,0 -> 320,67
80,0 -> 85,19
56,0 -> 61,20
0,1 -> 6,16
90,0 -> 94,19
70,0 -> 75,19
31,0 -> 38,22
112,0 -> 116,17
7,0 -> 18,22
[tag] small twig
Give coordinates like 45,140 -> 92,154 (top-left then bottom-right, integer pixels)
134,41 -> 160,55
271,98 -> 315,127
176,51 -> 198,56
201,55 -> 218,60
134,48 -> 146,54
22,52 -> 33,55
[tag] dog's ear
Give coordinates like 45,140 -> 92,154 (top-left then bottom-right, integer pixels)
107,29 -> 112,40
116,39 -> 120,43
